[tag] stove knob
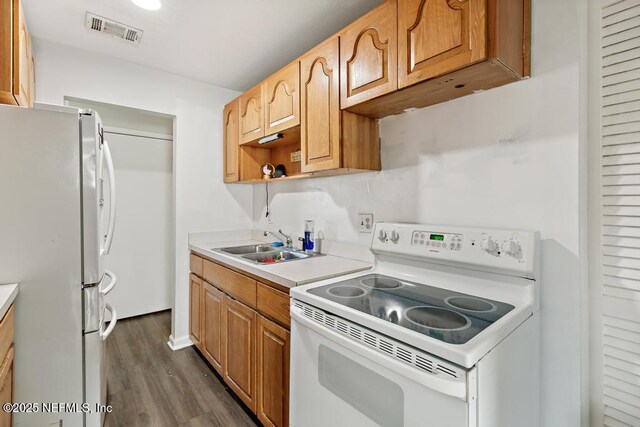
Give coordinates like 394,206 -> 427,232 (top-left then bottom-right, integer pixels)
502,240 -> 522,258
378,230 -> 387,241
390,230 -> 400,242
481,238 -> 498,254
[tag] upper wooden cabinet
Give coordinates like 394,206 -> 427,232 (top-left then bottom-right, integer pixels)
14,0 -> 30,106
223,98 -> 240,183
0,0 -> 34,107
398,0 -> 486,88
340,0 -> 397,108
348,0 -> 530,117
222,0 -> 529,180
299,36 -> 380,175
300,37 -> 341,173
240,84 -> 265,144
264,62 -> 300,135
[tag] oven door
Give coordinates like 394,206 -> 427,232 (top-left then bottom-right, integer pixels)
290,303 -> 475,427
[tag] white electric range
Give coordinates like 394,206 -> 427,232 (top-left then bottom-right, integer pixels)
289,222 -> 540,427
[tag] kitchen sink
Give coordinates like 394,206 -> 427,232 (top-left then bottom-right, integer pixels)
241,250 -> 310,264
216,244 -> 277,255
213,244 -> 325,265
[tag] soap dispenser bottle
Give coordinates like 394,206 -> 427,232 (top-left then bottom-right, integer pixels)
303,220 -> 315,254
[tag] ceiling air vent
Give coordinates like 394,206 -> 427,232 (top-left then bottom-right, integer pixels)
85,12 -> 143,45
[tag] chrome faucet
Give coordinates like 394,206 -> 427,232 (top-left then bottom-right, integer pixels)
264,229 -> 293,248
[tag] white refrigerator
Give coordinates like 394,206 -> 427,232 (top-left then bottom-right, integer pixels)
0,103 -> 119,426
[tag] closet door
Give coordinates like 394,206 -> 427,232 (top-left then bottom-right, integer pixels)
592,1 -> 640,425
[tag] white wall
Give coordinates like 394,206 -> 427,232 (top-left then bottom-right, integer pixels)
253,0 -> 586,425
32,38 -> 253,347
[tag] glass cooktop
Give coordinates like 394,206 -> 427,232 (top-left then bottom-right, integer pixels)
307,274 -> 514,345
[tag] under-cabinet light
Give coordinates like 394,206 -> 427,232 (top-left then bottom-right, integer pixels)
258,133 -> 284,145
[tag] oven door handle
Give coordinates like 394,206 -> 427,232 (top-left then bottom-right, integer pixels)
290,307 -> 468,401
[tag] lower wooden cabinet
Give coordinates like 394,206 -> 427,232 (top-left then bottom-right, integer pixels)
0,346 -> 13,427
0,305 -> 15,427
190,254 -> 290,426
257,316 -> 290,427
222,295 -> 257,412
202,282 -> 224,373
189,274 -> 203,349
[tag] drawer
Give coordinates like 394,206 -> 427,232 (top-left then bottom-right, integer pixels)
203,259 -> 257,307
257,282 -> 290,328
190,253 -> 204,277
0,306 -> 14,365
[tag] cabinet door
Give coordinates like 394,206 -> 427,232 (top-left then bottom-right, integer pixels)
239,84 -> 265,144
257,316 -> 289,427
0,347 -> 13,427
398,0 -> 487,89
28,46 -> 34,107
0,0 -> 15,105
265,61 -> 300,135
340,0 -> 397,109
13,0 -> 30,107
223,98 -> 240,183
202,283 -> 224,374
189,274 -> 203,349
222,296 -> 257,412
300,36 -> 341,173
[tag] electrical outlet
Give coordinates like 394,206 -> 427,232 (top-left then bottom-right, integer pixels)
359,214 -> 373,233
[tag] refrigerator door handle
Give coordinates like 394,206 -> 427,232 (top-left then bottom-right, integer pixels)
101,270 -> 117,296
101,140 -> 116,256
101,303 -> 118,341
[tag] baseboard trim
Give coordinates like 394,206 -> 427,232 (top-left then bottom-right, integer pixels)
167,334 -> 193,351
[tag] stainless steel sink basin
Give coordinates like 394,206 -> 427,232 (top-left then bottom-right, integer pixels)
213,244 -> 325,265
241,250 -> 310,264
216,244 -> 277,255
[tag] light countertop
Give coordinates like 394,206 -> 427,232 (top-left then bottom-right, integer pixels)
189,238 -> 372,288
0,283 -> 18,320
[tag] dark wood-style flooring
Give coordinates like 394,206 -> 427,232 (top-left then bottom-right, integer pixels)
104,310 -> 258,427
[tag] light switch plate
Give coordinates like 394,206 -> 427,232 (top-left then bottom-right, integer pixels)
359,214 -> 373,233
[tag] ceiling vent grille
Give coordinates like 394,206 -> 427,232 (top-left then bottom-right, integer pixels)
85,13 -> 143,45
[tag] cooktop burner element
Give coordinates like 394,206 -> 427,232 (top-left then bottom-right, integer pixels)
445,296 -> 496,313
361,276 -> 402,289
327,285 -> 366,298
404,306 -> 471,331
306,274 -> 514,345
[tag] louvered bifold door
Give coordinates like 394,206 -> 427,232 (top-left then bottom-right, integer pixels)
599,1 -> 640,425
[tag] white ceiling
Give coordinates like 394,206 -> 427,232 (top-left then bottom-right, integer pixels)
23,0 -> 383,91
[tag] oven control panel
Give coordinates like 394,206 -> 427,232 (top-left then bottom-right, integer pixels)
371,222 -> 537,280
411,231 -> 463,251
